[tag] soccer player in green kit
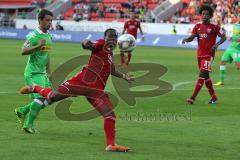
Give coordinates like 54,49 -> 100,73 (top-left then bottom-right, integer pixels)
215,14 -> 240,86
15,9 -> 53,133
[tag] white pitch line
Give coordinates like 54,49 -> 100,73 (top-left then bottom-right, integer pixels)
173,81 -> 240,91
0,91 -> 18,94
172,81 -> 195,91
175,88 -> 240,91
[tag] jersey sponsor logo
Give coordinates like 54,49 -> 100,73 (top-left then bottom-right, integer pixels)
199,33 -> 208,39
41,45 -> 51,51
129,25 -> 136,29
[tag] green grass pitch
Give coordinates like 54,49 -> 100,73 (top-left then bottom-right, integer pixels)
0,39 -> 240,160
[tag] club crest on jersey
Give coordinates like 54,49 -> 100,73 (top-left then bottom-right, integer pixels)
25,41 -> 30,47
207,28 -> 212,33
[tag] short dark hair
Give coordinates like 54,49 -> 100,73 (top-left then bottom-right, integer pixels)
38,9 -> 53,20
104,28 -> 118,38
199,5 -> 214,18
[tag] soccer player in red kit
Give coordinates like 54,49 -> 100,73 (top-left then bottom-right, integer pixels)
182,5 -> 226,104
120,11 -> 144,67
20,28 -> 134,152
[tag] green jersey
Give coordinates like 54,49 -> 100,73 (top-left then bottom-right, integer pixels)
230,24 -> 240,49
23,28 -> 52,76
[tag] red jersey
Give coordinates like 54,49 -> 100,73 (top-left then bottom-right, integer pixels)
192,22 -> 224,57
71,39 -> 113,87
124,19 -> 141,38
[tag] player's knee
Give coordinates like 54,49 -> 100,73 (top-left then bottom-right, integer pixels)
199,70 -> 209,80
220,61 -> 226,65
36,98 -> 51,108
236,63 -> 240,70
101,107 -> 115,118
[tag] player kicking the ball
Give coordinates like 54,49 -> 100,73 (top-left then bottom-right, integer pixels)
182,5 -> 226,104
20,28 -> 133,152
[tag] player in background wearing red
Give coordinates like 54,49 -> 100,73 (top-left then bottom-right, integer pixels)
120,11 -> 144,67
20,28 -> 134,152
182,5 -> 226,104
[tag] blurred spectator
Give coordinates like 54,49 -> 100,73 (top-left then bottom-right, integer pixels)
56,22 -> 64,30
106,4 -> 118,13
171,25 -> 177,35
23,25 -> 28,29
121,0 -> 135,11
82,10 -> 90,20
73,10 -> 82,22
97,4 -> 105,20
57,13 -> 64,20
171,0 -> 240,24
66,0 -> 164,22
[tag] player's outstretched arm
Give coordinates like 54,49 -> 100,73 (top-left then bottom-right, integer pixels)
82,40 -> 95,51
21,39 -> 46,55
111,63 -> 134,83
182,35 -> 197,44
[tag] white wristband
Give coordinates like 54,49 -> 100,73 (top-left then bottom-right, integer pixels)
122,74 -> 126,79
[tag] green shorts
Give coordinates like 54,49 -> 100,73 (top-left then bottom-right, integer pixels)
24,74 -> 51,99
221,47 -> 240,63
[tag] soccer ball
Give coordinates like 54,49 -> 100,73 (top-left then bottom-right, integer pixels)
118,34 -> 136,52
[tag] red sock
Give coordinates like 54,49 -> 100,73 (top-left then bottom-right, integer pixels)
33,86 -> 53,99
191,77 -> 205,99
104,116 -> 115,146
205,79 -> 217,100
127,53 -> 132,65
120,53 -> 125,64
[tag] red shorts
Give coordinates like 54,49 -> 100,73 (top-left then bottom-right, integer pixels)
197,56 -> 214,72
57,79 -> 112,113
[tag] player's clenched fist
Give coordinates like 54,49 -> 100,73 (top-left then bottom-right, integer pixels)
38,39 -> 46,48
82,40 -> 95,50
123,74 -> 134,83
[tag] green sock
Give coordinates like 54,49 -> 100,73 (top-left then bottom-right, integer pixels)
220,65 -> 226,83
18,103 -> 31,115
23,101 -> 43,128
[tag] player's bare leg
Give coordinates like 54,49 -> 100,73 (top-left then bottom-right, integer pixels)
119,51 -> 126,66
235,62 -> 240,70
20,86 -> 67,103
87,95 -> 129,152
126,52 -> 132,66
187,72 -> 205,104
187,70 -> 218,104
101,110 -> 129,152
